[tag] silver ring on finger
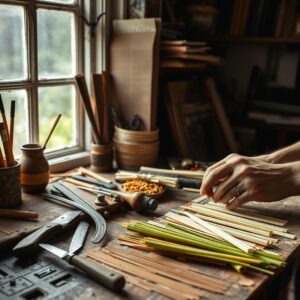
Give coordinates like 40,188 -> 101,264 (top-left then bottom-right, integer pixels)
234,186 -> 241,198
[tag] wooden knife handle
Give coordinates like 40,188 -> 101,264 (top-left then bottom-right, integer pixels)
13,223 -> 62,256
70,255 -> 125,292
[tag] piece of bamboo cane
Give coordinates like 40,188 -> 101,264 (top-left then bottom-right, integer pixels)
75,74 -> 102,144
183,187 -> 200,193
181,211 -> 255,254
206,202 -> 287,226
190,204 -> 288,233
140,166 -> 205,179
179,207 -> 272,237
190,204 -> 295,239
87,250 -> 203,298
165,215 -> 269,247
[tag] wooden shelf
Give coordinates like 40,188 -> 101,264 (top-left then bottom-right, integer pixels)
209,36 -> 300,45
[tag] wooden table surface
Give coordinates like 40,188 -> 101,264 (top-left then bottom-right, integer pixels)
1,185 -> 300,300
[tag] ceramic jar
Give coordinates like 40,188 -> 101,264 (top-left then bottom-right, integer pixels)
90,143 -> 113,173
20,144 -> 49,193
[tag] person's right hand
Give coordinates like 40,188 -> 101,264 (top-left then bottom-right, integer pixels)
200,153 -> 300,210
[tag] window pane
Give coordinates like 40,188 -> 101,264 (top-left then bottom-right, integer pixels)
39,0 -> 76,4
38,85 -> 77,151
37,9 -> 76,79
0,5 -> 27,82
0,90 -> 29,156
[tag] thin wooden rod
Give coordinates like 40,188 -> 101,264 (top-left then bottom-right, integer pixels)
42,113 -> 62,149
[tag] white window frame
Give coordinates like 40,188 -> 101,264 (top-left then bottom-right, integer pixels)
0,0 -> 109,172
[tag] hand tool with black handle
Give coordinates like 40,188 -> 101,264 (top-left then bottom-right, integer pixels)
39,243 -> 126,292
13,210 -> 81,256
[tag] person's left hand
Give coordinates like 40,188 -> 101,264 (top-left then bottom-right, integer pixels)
200,153 -> 300,210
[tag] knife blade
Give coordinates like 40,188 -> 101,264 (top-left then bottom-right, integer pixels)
69,221 -> 89,255
13,210 -> 81,256
39,243 -> 125,292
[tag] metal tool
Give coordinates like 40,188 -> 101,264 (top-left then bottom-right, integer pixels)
129,114 -> 142,130
39,243 -> 125,292
71,175 -> 118,190
95,194 -> 108,206
13,210 -> 81,256
78,186 -> 158,212
69,221 -> 89,255
43,182 -> 106,243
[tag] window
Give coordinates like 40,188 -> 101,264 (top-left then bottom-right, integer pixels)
0,0 -> 83,158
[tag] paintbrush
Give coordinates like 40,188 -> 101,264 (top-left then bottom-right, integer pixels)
0,94 -> 9,136
75,74 -> 102,144
10,100 -> 15,149
0,122 -> 15,166
42,114 -> 62,149
0,94 -> 15,166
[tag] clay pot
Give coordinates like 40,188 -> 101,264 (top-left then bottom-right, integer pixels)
90,143 -> 113,173
20,144 -> 49,193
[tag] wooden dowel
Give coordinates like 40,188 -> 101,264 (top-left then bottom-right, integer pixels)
140,166 -> 205,179
10,100 -> 15,149
75,74 -> 102,144
77,167 -> 112,183
0,209 -> 38,220
183,187 -> 200,193
64,177 -> 95,189
0,122 -> 14,167
42,113 -> 62,149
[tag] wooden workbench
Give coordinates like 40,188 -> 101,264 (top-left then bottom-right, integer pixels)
1,186 -> 300,299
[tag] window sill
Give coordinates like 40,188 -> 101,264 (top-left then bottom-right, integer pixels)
49,151 -> 90,173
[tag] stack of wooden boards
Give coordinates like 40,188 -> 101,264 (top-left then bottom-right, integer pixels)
161,40 -> 221,65
85,243 -> 230,299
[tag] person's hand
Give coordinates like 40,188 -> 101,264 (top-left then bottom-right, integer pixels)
200,153 -> 300,210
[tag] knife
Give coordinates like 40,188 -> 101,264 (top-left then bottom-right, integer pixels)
71,175 -> 118,190
39,243 -> 126,292
13,210 -> 81,256
69,221 -> 89,255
